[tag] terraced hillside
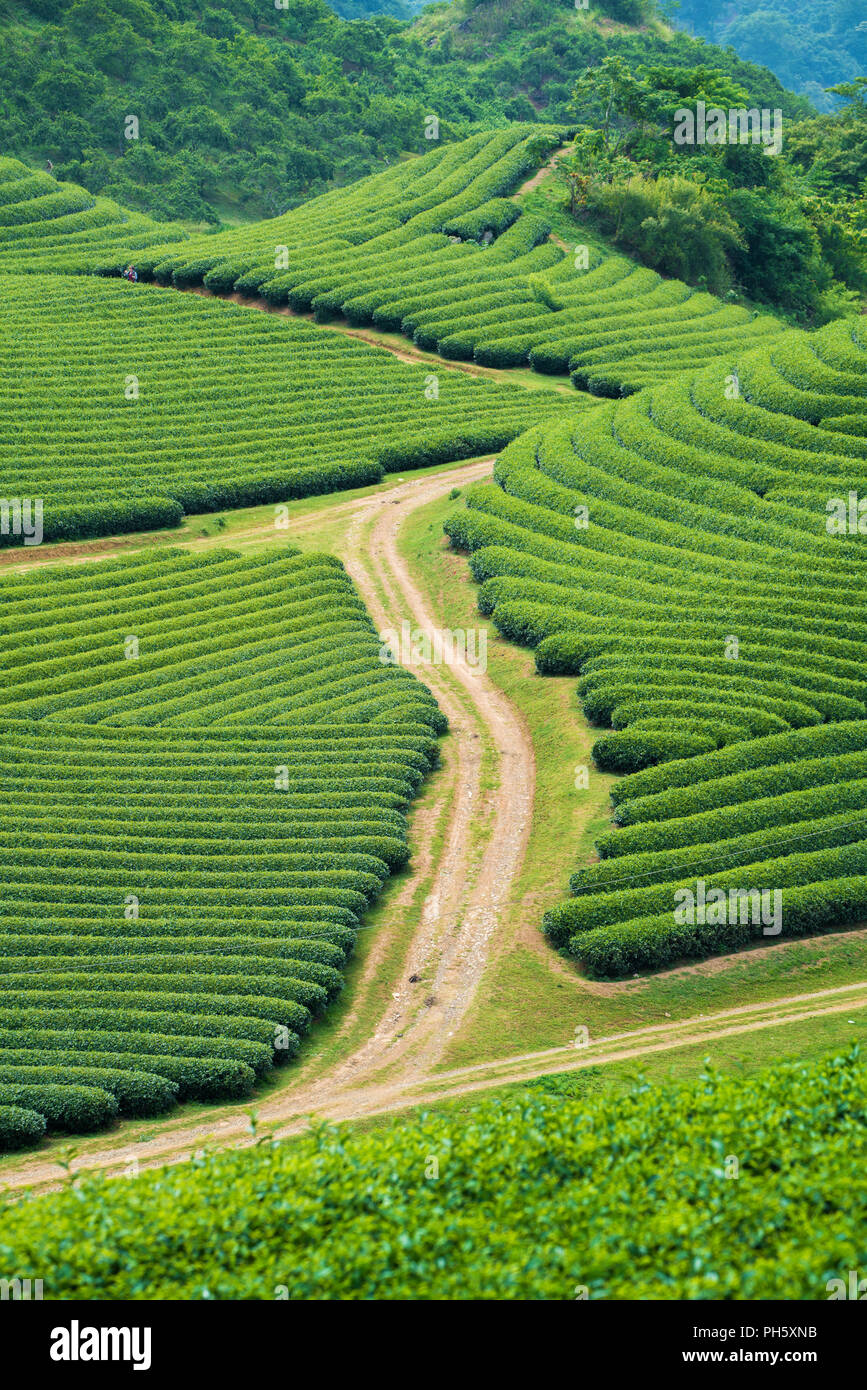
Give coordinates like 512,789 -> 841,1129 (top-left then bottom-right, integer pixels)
1,113 -> 865,1156
0,273 -> 573,544
0,131 -> 788,397
445,316 -> 867,977
0,547 -> 442,1148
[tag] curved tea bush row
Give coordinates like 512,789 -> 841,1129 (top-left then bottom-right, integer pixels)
0,1027 -> 270,1080
598,777 -> 867,861
0,1045 -> 864,1299
570,876 -> 867,976
0,1067 -> 177,1120
0,1105 -> 45,1152
570,804 -> 867,897
446,316 -> 867,975
546,839 -> 867,944
0,273 -> 572,545
608,719 -> 867,810
0,1051 -> 253,1104
0,1085 -> 117,1135
0,548 -> 446,1147
0,157 -> 184,273
0,133 -> 790,397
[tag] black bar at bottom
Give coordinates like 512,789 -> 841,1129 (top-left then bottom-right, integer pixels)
3,1297 -> 861,1377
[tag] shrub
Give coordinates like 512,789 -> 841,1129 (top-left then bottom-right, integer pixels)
0,1105 -> 46,1153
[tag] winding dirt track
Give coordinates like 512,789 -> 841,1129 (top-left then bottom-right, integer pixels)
0,459 -> 538,1190
4,458 -> 867,1193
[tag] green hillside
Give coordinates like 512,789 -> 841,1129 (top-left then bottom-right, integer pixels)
0,258 -> 568,542
672,0 -> 867,112
0,0 -> 809,224
0,129 -> 794,434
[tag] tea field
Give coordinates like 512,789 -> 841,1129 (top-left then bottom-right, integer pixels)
0,547 -> 443,1147
0,272 -> 573,545
0,131 -> 788,398
446,316 -> 867,975
0,1044 -> 863,1299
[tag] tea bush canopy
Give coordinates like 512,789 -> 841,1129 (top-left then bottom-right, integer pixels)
0,1045 -> 864,1299
0,547 -> 444,1143
0,271 -> 575,545
445,315 -> 867,975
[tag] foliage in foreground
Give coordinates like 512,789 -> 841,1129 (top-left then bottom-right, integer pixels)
0,0 -> 805,224
0,1045 -> 864,1299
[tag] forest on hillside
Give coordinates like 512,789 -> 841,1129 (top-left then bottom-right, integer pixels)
671,0 -> 867,112
0,0 -> 808,223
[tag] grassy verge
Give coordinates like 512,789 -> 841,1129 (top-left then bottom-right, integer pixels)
322,999 -> 867,1142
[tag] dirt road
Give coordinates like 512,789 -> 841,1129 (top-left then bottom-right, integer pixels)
7,978 -> 867,1194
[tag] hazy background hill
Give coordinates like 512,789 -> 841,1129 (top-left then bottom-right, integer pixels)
670,0 -> 867,112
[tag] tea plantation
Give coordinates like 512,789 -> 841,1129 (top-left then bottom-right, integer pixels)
0,547 -> 443,1147
0,1045 -> 863,1299
0,119 -> 865,1168
446,316 -> 867,975
0,130 -> 789,398
0,155 -> 185,271
0,272 -> 573,544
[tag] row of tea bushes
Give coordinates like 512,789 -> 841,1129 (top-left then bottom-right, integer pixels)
0,1045 -> 863,1298
0,547 -> 445,1147
445,317 -> 867,974
0,273 -> 574,545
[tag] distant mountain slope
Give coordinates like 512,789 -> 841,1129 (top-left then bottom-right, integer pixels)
326,0 -> 423,16
0,0 -> 809,224
671,0 -> 867,112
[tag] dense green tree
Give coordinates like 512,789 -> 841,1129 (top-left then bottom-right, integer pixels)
557,57 -> 866,321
